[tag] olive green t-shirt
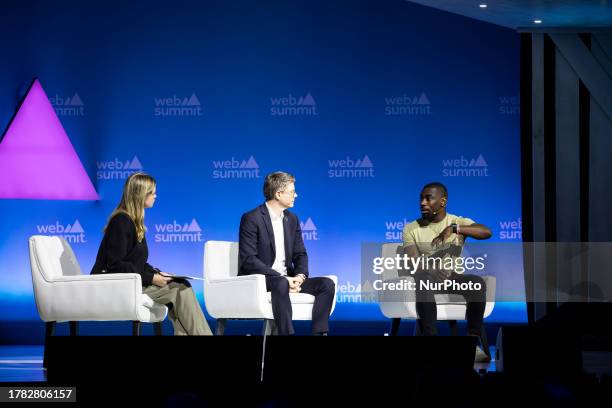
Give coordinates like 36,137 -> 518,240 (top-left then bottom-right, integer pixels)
402,213 -> 476,274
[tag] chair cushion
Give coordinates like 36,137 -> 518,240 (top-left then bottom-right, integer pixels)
141,293 -> 155,308
266,292 -> 315,304
434,294 -> 467,304
137,294 -> 167,322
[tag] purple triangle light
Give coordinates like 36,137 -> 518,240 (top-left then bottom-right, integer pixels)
0,79 -> 98,200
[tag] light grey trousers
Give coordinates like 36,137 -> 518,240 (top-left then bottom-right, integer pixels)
143,281 -> 212,335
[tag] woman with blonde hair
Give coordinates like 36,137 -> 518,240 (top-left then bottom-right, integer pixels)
91,172 -> 212,335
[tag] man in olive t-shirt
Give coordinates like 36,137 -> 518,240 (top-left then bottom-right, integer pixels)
402,182 -> 492,342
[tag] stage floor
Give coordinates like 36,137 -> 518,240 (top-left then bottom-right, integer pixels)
0,343 -> 500,383
0,345 -> 44,382
3,342 -> 612,408
2,344 -> 612,383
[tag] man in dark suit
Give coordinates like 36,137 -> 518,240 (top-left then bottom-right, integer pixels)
238,171 -> 335,335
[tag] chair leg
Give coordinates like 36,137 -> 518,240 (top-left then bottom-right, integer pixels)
43,321 -> 55,369
262,319 -> 274,336
389,318 -> 401,336
154,322 -> 163,336
448,320 -> 458,336
132,321 -> 141,336
216,319 -> 226,336
69,321 -> 78,336
480,325 -> 491,358
261,321 -> 269,383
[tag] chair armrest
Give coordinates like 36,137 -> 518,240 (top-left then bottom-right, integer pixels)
376,275 -> 417,303
204,274 -> 269,319
381,266 -> 400,282
207,274 -> 264,285
41,273 -> 143,322
482,275 -> 496,302
53,273 -> 141,283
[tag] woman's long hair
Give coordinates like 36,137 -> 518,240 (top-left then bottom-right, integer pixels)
104,172 -> 156,242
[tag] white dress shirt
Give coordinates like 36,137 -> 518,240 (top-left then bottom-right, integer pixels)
266,202 -> 287,276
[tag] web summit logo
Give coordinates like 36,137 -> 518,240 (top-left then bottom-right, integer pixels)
212,156 -> 260,179
442,154 -> 489,177
499,217 -> 522,240
36,220 -> 86,244
270,93 -> 318,116
384,92 -> 431,116
337,281 -> 375,303
49,93 -> 85,116
499,96 -> 519,115
154,219 -> 203,243
300,218 -> 319,241
385,218 -> 411,241
154,93 -> 202,117
328,155 -> 375,178
97,156 -> 143,180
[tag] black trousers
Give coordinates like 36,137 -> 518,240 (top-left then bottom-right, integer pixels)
413,271 -> 486,336
265,276 -> 335,335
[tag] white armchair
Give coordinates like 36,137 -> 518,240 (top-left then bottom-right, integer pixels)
203,240 -> 338,335
29,235 -> 168,365
377,243 -> 495,353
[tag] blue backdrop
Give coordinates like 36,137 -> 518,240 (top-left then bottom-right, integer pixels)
0,0 -> 525,329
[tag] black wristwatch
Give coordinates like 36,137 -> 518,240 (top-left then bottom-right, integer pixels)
450,223 -> 458,234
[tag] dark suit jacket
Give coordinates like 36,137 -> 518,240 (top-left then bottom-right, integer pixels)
90,212 -> 159,286
238,204 -> 308,278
